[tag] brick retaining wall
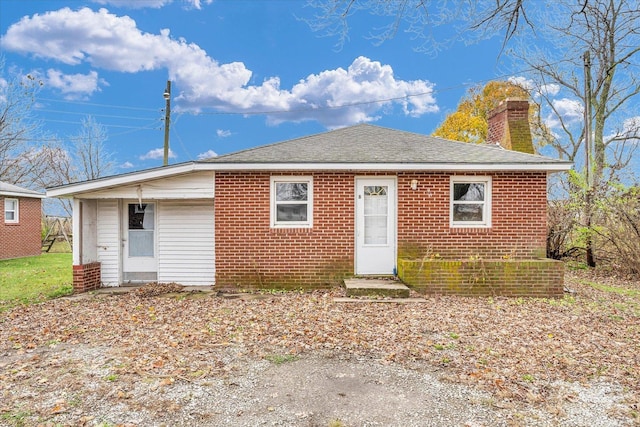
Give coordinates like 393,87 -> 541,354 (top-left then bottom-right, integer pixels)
397,258 -> 564,297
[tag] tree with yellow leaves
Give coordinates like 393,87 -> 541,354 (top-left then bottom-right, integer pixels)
433,81 -> 533,144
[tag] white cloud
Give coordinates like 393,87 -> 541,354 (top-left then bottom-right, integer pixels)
216,129 -> 232,138
607,116 -> 640,143
197,149 -> 217,159
120,161 -> 134,168
508,76 -> 534,91
46,69 -> 105,99
92,0 -> 212,9
185,0 -> 213,9
508,76 -> 560,98
140,148 -> 177,160
539,83 -> 560,97
0,8 -> 438,128
92,0 -> 172,9
553,98 -> 583,122
0,77 -> 7,104
623,116 -> 640,132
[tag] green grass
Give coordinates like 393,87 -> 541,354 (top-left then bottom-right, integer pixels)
264,353 -> 299,365
581,280 -> 640,298
45,239 -> 72,253
0,253 -> 73,312
0,410 -> 32,427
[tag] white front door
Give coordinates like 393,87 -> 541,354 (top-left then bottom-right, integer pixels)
355,177 -> 396,275
122,201 -> 157,282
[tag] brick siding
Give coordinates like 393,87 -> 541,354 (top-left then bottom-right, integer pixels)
73,262 -> 102,293
0,196 -> 42,260
214,172 -> 355,289
397,171 -> 548,260
214,170 -> 551,290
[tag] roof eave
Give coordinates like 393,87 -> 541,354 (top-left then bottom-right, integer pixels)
46,161 -> 572,198
204,162 -> 573,172
0,191 -> 46,199
46,162 -> 200,198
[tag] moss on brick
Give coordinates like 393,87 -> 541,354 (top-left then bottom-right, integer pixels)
398,258 -> 564,297
216,259 -> 352,290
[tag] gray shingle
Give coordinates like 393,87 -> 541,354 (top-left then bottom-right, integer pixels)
0,181 -> 44,197
202,124 -> 570,166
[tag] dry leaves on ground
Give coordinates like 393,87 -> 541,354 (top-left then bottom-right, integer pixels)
0,270 -> 638,425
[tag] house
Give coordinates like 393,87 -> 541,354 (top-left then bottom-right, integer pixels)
1,181 -> 45,260
47,100 -> 572,296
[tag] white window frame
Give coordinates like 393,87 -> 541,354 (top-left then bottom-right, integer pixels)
450,176 -> 492,228
4,198 -> 19,224
270,176 -> 313,228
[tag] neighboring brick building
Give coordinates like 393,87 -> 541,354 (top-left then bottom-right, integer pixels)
48,100 -> 572,295
1,182 -> 45,260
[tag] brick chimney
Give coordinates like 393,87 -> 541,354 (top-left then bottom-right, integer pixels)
486,99 -> 534,154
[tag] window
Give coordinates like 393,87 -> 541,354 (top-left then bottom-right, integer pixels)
4,198 -> 19,224
363,185 -> 389,245
450,176 -> 491,227
128,203 -> 155,257
270,176 -> 313,227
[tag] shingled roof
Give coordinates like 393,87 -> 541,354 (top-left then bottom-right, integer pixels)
47,124 -> 572,198
0,181 -> 45,198
202,124 -> 570,167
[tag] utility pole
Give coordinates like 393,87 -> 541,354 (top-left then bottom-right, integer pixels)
583,51 -> 595,268
583,51 -> 592,188
163,80 -> 171,166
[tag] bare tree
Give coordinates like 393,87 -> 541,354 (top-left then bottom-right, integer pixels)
1,62 -> 114,217
0,61 -> 48,187
304,0 -> 533,54
34,116 -> 115,215
510,0 -> 640,266
73,115 -> 114,181
518,1 -> 640,175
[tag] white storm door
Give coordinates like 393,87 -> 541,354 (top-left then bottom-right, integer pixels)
355,178 -> 396,275
122,202 -> 157,278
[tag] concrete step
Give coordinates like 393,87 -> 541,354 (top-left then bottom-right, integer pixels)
344,278 -> 410,299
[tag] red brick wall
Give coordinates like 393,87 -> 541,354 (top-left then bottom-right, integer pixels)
397,171 -> 548,259
214,170 -> 548,289
214,172 -> 355,288
72,262 -> 101,293
0,196 -> 42,260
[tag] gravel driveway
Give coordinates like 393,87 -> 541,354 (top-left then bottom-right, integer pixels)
1,273 -> 638,426
0,344 -> 631,427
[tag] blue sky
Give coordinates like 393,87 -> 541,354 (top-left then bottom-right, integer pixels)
0,0 -> 556,173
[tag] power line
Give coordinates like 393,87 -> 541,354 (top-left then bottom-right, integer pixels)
38,97 -> 159,112
37,108 -> 159,121
41,118 -> 161,130
10,119 -> 163,143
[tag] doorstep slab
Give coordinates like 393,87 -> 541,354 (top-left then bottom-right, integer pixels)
344,278 -> 411,298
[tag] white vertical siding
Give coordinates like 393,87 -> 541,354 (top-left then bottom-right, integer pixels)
80,199 -> 98,264
97,200 -> 120,286
157,200 -> 215,285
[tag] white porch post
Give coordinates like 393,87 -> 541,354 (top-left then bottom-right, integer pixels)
72,197 -> 81,265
